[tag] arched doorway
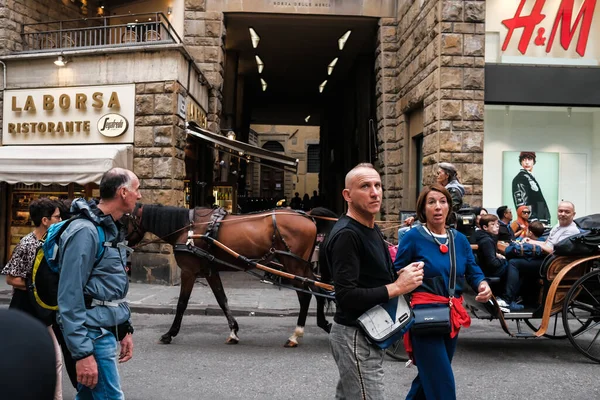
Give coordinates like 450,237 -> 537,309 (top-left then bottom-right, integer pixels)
260,141 -> 285,198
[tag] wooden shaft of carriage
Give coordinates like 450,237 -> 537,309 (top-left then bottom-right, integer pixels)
192,235 -> 335,292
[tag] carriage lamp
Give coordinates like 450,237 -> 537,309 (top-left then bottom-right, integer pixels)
226,131 -> 236,140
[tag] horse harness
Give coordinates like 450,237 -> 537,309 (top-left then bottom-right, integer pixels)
198,207 -> 228,247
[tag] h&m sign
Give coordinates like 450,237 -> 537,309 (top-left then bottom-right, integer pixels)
487,0 -> 600,65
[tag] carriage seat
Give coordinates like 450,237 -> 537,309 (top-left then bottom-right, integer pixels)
484,276 -> 501,284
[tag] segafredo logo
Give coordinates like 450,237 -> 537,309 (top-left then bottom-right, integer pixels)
97,113 -> 128,137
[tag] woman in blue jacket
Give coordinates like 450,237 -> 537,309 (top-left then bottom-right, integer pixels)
394,184 -> 492,400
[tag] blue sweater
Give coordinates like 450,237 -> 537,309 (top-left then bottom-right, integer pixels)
394,226 -> 485,296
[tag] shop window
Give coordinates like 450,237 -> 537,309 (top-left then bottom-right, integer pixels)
307,144 -> 320,173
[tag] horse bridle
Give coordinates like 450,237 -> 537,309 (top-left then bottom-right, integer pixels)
124,203 -> 145,244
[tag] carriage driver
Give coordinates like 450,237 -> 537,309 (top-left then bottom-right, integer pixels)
58,168 -> 141,400
326,163 -> 424,399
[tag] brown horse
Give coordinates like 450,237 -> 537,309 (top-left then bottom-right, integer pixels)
124,204 -> 336,347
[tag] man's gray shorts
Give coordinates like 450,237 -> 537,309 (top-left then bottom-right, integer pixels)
329,321 -> 385,400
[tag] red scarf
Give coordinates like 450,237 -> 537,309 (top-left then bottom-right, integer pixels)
403,292 -> 471,364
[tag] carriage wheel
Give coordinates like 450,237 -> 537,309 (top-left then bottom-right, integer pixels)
385,339 -> 408,362
524,313 -> 570,339
563,269 -> 600,363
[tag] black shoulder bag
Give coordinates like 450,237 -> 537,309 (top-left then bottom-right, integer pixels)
410,229 -> 456,336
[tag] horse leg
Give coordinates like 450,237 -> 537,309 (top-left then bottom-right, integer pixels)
284,290 -> 312,348
316,294 -> 332,334
160,268 -> 195,344
205,272 -> 240,344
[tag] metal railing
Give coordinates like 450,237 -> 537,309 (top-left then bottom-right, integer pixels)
21,12 -> 182,53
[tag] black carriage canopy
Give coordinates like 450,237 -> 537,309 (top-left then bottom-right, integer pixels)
186,122 -> 299,174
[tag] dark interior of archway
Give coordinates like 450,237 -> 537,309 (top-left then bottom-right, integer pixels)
223,13 -> 379,213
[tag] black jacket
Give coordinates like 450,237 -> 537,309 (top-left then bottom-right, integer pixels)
512,169 -> 551,224
474,230 -> 507,276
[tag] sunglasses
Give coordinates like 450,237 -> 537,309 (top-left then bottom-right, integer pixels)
522,211 -> 531,214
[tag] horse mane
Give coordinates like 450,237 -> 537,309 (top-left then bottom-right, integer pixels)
141,204 -> 190,239
309,207 -> 339,219
308,207 -> 339,235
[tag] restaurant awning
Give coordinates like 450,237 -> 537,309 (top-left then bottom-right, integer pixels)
187,123 -> 298,174
0,144 -> 133,185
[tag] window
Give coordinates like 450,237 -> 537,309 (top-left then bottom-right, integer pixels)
307,144 -> 320,173
414,134 -> 423,201
262,141 -> 284,152
403,107 -> 424,210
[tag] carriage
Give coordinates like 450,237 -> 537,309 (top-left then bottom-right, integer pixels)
386,222 -> 600,364
124,203 -> 600,364
461,252 -> 600,364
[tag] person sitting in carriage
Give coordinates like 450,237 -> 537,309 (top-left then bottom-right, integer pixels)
505,221 -> 547,305
524,201 -> 580,252
475,214 -> 523,312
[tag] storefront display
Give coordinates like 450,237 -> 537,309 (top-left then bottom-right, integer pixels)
483,106 -> 600,218
213,185 -> 236,213
7,183 -> 95,258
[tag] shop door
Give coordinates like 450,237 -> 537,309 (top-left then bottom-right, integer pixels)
260,141 -> 286,198
260,166 -> 284,198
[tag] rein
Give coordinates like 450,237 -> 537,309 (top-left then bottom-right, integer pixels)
127,207 -> 405,250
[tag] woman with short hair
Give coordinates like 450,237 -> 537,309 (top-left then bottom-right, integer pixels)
394,184 -> 492,400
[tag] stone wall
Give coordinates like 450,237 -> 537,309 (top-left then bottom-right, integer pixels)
131,80 -> 187,284
378,0 -> 485,220
184,0 -> 225,133
0,0 -> 100,54
436,0 -> 485,207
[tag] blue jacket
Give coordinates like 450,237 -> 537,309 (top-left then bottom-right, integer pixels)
394,226 -> 485,296
57,198 -> 130,360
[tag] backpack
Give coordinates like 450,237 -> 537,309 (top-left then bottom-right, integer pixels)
553,229 -> 600,257
27,214 -> 107,320
505,241 -> 545,259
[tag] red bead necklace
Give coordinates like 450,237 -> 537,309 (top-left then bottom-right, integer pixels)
426,225 -> 448,254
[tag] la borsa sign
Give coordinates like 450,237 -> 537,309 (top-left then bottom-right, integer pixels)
2,84 -> 135,145
486,0 -> 600,65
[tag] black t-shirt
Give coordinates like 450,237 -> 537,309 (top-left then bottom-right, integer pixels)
326,215 -> 393,326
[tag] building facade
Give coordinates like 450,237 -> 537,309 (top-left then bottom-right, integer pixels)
1,0 -> 596,284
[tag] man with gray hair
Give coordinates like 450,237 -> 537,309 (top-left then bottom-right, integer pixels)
58,167 -> 141,399
436,162 -> 465,213
524,201 -> 579,253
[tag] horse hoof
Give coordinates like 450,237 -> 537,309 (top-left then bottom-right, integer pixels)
284,340 -> 298,348
159,335 -> 172,344
225,337 -> 239,345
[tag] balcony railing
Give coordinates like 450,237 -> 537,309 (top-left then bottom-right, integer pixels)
21,12 -> 181,53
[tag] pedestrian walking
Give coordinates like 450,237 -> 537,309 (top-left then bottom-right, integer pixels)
394,184 -> 492,400
326,163 -> 424,399
57,167 -> 140,399
2,198 -> 64,400
0,309 -> 57,400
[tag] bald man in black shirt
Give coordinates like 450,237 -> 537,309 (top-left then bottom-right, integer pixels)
327,163 -> 423,399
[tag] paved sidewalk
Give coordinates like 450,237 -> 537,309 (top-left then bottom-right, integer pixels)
0,270 -> 330,317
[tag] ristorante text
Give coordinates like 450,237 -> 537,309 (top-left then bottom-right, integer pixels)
8,91 -> 121,135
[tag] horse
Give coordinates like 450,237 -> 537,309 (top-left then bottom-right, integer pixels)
124,204 -> 338,347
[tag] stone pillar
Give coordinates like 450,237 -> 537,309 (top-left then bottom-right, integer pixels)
375,18 -> 401,220
436,0 -> 485,207
131,81 -> 187,284
184,0 -> 225,132
378,0 -> 486,222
